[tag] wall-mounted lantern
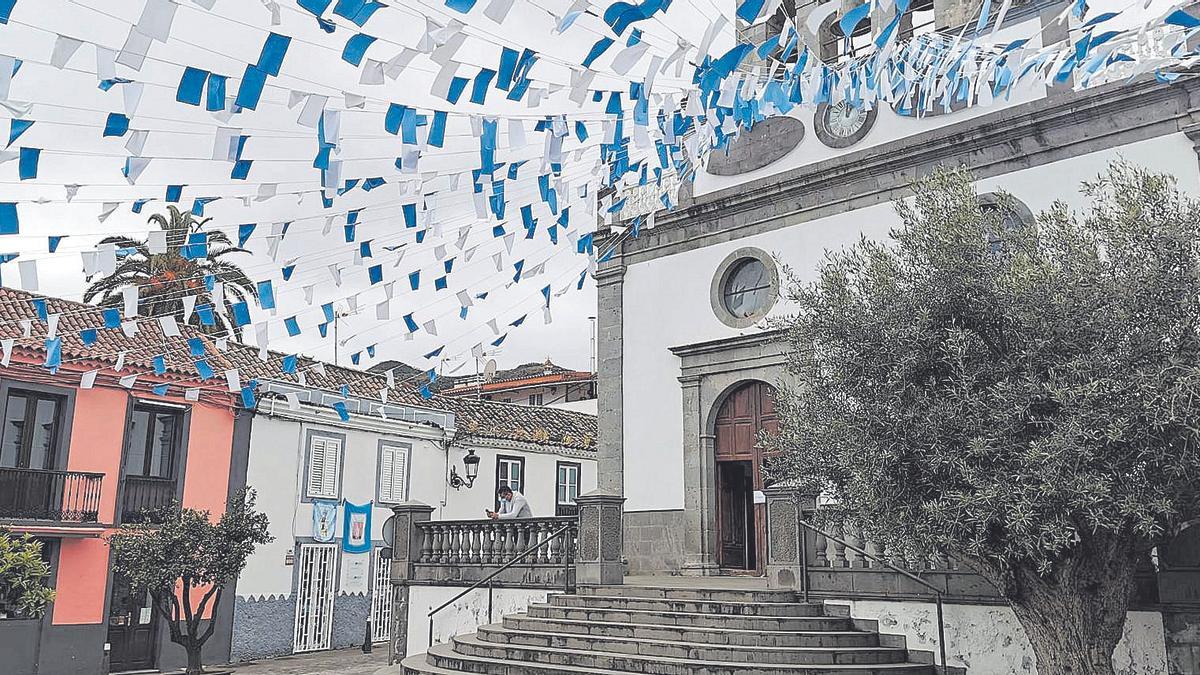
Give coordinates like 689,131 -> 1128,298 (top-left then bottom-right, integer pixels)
448,448 -> 481,489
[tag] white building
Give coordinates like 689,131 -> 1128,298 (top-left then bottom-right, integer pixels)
595,0 -> 1200,669
221,347 -> 596,662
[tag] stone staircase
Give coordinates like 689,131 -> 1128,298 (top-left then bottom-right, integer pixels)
401,584 -> 938,674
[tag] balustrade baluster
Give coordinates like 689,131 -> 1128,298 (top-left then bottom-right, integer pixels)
437,525 -> 450,564
535,521 -> 550,564
864,531 -> 881,569
831,524 -> 849,568
502,521 -> 517,561
469,524 -> 482,564
813,529 -> 828,567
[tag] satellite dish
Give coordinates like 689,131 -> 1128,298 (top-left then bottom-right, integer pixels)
382,515 -> 395,547
483,359 -> 498,381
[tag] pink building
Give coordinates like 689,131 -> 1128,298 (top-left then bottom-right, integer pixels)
0,288 -> 242,674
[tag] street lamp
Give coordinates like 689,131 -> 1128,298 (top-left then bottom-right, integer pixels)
448,448 -> 481,489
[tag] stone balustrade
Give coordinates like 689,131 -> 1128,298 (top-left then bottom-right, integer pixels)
415,517 -> 577,567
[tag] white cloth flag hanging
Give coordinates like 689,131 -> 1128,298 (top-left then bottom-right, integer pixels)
121,320 -> 138,338
225,369 -> 241,393
114,351 -> 126,372
123,287 -> 138,317
51,36 -> 84,69
135,0 -> 179,43
148,230 -> 167,254
0,339 -> 12,367
119,374 -> 137,389
81,370 -> 98,389
182,294 -> 196,322
185,388 -> 200,402
159,316 -> 181,337
18,259 -> 38,291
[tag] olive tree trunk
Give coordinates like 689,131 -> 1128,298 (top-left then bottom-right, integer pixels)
992,534 -> 1143,675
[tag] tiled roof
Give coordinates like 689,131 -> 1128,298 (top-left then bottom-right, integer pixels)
0,287 -> 231,377
223,344 -> 597,452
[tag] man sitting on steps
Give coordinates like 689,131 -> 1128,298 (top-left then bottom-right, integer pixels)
487,485 -> 531,519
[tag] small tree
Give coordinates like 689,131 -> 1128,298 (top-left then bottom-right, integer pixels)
0,530 -> 55,619
107,488 -> 271,675
770,162 -> 1200,674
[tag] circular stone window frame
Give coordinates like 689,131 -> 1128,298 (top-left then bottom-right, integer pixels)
977,191 -> 1035,227
710,247 -> 781,329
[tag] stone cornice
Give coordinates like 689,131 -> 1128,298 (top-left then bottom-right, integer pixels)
625,74 -> 1200,264
669,328 -> 788,359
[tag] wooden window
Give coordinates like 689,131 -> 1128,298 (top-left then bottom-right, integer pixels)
496,455 -> 524,495
0,390 -> 64,470
306,434 -> 342,500
555,461 -> 580,516
377,443 -> 409,503
124,405 -> 184,479
528,393 -> 544,406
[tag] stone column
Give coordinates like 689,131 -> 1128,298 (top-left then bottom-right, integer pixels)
764,487 -> 807,591
387,502 -> 434,665
575,491 -> 626,586
595,258 -> 625,496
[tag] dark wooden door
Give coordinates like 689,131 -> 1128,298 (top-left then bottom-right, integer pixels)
714,382 -> 778,573
106,574 -> 158,672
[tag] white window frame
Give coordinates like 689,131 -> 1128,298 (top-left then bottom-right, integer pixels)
496,455 -> 524,495
305,432 -> 342,500
377,442 -> 410,504
556,462 -> 580,507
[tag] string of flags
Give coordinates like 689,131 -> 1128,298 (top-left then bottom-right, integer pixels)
0,0 -> 1197,415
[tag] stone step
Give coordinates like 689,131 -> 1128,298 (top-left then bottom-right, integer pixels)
475,624 -> 907,664
551,593 -> 826,616
502,613 -> 881,648
423,634 -> 935,675
577,584 -> 801,604
528,602 -> 855,631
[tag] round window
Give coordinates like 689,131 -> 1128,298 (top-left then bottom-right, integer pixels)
722,258 -> 772,318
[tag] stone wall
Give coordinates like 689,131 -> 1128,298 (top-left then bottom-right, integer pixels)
831,599 -> 1168,674
623,510 -> 688,575
231,594 -> 296,662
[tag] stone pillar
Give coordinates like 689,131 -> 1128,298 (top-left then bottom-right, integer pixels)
681,374 -> 719,575
595,259 -> 625,495
575,491 -> 626,586
387,502 -> 434,665
764,487 -> 807,591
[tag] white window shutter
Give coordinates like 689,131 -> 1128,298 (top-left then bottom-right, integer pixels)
307,438 -> 326,498
392,446 -> 408,502
379,445 -> 409,503
321,437 -> 340,497
379,446 -> 395,503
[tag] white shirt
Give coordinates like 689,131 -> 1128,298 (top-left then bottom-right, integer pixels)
497,491 -> 532,519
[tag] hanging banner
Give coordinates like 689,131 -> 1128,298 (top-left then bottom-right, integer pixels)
313,499 -> 337,543
342,500 -> 372,553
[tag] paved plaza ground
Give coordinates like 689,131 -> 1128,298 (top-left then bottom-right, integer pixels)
227,648 -> 391,675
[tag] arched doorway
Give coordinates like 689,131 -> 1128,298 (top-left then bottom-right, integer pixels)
713,381 -> 778,572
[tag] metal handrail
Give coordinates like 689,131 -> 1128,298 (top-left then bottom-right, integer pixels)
426,522 -> 575,648
797,517 -> 949,671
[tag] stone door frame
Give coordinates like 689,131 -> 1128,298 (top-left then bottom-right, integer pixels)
670,329 -> 788,575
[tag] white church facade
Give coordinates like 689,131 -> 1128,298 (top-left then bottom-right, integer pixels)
594,0 -> 1200,669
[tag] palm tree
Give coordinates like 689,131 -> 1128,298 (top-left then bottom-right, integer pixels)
83,206 -> 258,337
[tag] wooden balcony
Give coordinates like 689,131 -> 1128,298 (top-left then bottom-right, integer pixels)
0,467 -> 103,523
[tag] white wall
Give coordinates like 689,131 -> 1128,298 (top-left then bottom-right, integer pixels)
435,443 -> 598,521
621,133 -> 1200,512
239,406 -> 598,597
406,585 -> 557,657
829,600 -> 1168,674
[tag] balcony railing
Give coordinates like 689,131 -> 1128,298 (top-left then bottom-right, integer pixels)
120,476 -> 177,524
412,516 -> 578,587
0,467 -> 103,523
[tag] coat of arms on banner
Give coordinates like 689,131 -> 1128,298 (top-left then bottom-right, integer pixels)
342,501 -> 372,553
313,500 -> 337,543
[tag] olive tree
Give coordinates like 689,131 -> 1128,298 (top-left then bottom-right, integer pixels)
0,530 -> 55,619
107,488 -> 271,675
769,162 -> 1200,674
